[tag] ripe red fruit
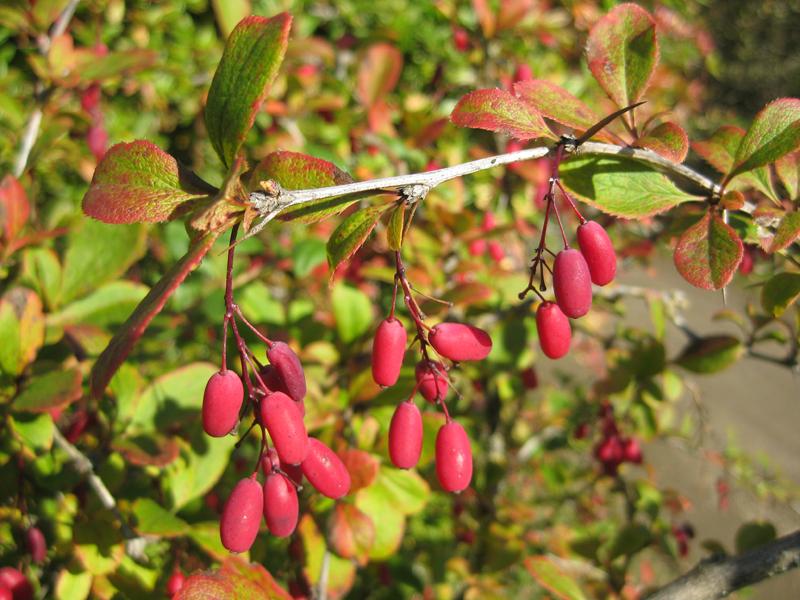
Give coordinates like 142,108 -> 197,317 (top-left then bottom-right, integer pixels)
388,400 -> 423,469
87,122 -> 108,161
263,472 -> 299,537
202,370 -> 244,437
415,360 -> 449,403
468,238 -> 487,256
520,367 -> 538,389
220,476 -> 263,553
739,246 -> 754,275
622,437 -> 643,464
267,342 -> 307,402
428,322 -> 492,362
301,438 -> 351,499
452,27 -> 469,52
436,421 -> 473,493
260,392 -> 308,465
553,248 -> 593,318
25,527 -> 46,564
487,241 -> 504,263
166,569 -> 185,596
0,587 -> 11,600
576,221 -> 617,286
259,365 -> 304,416
371,318 -> 408,387
536,302 -> 571,359
0,568 -> 32,600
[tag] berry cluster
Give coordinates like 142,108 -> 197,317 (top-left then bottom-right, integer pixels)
0,567 -> 33,600
520,144 -> 617,359
201,226 -> 351,554
592,405 -> 642,476
372,252 -> 492,493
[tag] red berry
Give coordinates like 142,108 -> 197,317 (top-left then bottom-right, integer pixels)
453,27 -> 469,52
0,568 -> 32,600
371,317 -> 408,387
481,211 -> 497,231
166,569 -> 185,596
260,392 -> 308,465
739,246 -> 754,275
576,221 -> 617,286
266,342 -> 307,403
259,365 -> 304,416
87,122 -> 108,161
263,472 -> 299,537
301,438 -> 351,499
553,248 -> 593,318
202,371 -> 243,437
25,527 -> 46,564
0,588 -> 11,600
514,63 -> 534,83
468,239 -> 487,256
520,367 -> 538,389
80,83 -> 101,113
428,322 -> 492,362
388,400 -> 423,469
415,360 -> 449,403
536,302 -> 571,359
622,437 -> 643,464
487,241 -> 504,263
220,476 -> 263,553
435,421 -> 473,493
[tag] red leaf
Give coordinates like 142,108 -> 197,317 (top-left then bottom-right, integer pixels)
0,175 -> 30,243
328,503 -> 375,565
451,88 -> 555,141
637,122 -> 689,163
357,43 -> 403,108
673,210 -> 743,290
513,79 -> 606,139
176,556 -> 291,600
82,141 -> 215,224
90,232 -> 219,398
14,368 -> 83,413
112,434 -> 180,467
775,150 -> 799,199
339,449 -> 379,492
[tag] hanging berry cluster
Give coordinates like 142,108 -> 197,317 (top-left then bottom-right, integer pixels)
372,251 -> 493,493
519,143 -> 618,359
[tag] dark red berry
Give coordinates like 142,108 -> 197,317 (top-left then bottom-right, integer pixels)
428,322 -> 492,362
263,472 -> 299,537
435,421 -> 473,493
577,221 -> 616,286
371,318 -> 408,387
622,437 -> 643,464
260,392 -> 308,466
259,365 -> 304,416
87,122 -> 108,161
553,248 -> 593,318
415,361 -> 449,403
220,476 -> 263,553
536,302 -> 571,359
453,27 -> 469,52
166,569 -> 185,597
26,527 -> 46,564
202,370 -> 243,437
520,367 -> 538,389
0,568 -> 32,600
301,438 -> 351,499
267,342 -> 307,402
487,241 -> 504,263
388,400 -> 423,469
0,587 -> 11,600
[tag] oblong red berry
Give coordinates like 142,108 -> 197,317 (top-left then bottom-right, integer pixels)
553,248 -> 593,318
260,392 -> 308,465
259,365 -> 304,415
301,438 -> 351,499
371,318 -> 408,387
166,569 -> 185,597
267,342 -> 307,402
202,370 -> 243,437
220,476 -> 263,553
388,400 -> 422,469
536,302 -> 571,359
415,360 -> 448,403
26,526 -> 46,564
263,472 -> 299,537
428,322 -> 492,362
0,567 -> 32,600
577,220 -> 617,286
435,421 -> 473,493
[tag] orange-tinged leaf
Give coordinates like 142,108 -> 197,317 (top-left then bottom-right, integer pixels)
112,434 -> 180,467
636,122 -> 689,163
339,448 -> 379,492
451,88 -> 555,141
673,210 -> 743,290
328,503 -> 376,565
357,43 -> 402,108
0,288 -> 45,377
513,80 -> 605,139
761,212 -> 800,253
14,368 -> 82,412
0,175 -> 30,242
176,556 -> 291,600
775,150 -> 800,199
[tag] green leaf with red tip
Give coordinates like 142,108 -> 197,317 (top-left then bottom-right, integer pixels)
676,336 -> 743,374
524,556 -> 588,600
386,202 -> 405,251
176,556 -> 291,600
82,141 -> 216,224
90,232 -> 219,399
0,288 -> 45,377
326,203 -> 392,276
730,98 -> 800,179
636,122 -> 689,163
585,3 -> 659,108
559,155 -> 700,218
673,210 -> 744,290
357,42 -> 403,108
761,272 -> 800,317
761,212 -> 800,253
775,151 -> 800,199
14,368 -> 82,412
339,448 -> 379,492
0,175 -> 30,243
131,498 -> 189,538
329,503 -> 376,565
205,14 -> 292,167
451,88 -> 555,141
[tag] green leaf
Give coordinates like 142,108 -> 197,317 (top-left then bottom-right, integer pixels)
775,151 -> 799,199
211,0 -> 251,38
20,248 -> 61,310
676,336 -> 743,374
298,514 -> 356,599
735,521 -> 776,554
10,412 -> 54,452
331,283 -> 373,344
761,272 -> 800,317
524,556 -> 588,600
292,238 -> 327,278
763,212 -> 800,253
608,523 -> 652,560
48,281 -> 149,328
0,288 -> 45,377
386,203 -> 405,250
82,141 -> 215,224
354,482 -> 406,560
585,3 -> 659,108
326,204 -> 390,275
731,98 -> 800,178
131,498 -> 189,537
176,556 -> 291,600
14,368 -> 83,412
559,154 -> 701,218
673,211 -> 743,290
55,568 -> 92,600
164,433 -> 237,511
636,122 -> 689,163
450,88 -> 556,141
205,14 -> 292,167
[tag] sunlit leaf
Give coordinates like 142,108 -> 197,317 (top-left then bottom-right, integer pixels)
673,210 -> 743,290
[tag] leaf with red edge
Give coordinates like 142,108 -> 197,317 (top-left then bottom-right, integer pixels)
0,175 -> 30,242
357,43 -> 402,108
205,14 -> 292,168
14,368 -> 82,412
339,448 -> 379,492
586,3 -> 659,108
451,88 -> 555,141
176,556 -> 291,600
326,204 -> 392,277
112,433 -> 180,467
497,0 -> 535,31
636,122 -> 689,163
761,212 -> 800,253
0,288 -> 45,377
731,98 -> 800,178
328,503 -> 376,565
90,232 -> 219,398
218,555 -> 292,598
673,210 -> 744,290
82,141 -> 215,224
524,556 -> 588,600
776,150 -> 800,199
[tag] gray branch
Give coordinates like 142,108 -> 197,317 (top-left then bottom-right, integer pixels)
647,530 -> 800,600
